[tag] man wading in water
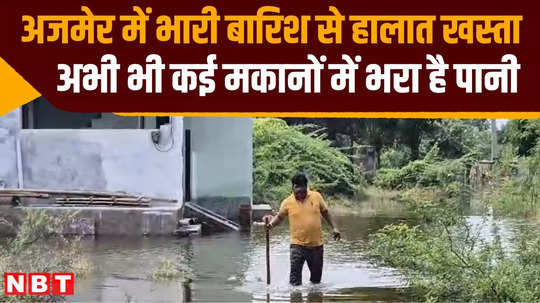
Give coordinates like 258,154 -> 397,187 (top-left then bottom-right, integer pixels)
264,173 -> 341,286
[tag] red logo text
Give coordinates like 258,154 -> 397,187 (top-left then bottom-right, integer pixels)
4,273 -> 74,295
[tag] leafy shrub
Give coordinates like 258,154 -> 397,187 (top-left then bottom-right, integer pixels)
488,141 -> 540,217
419,119 -> 491,160
253,118 -> 364,207
0,209 -> 92,302
374,144 -> 472,190
379,145 -> 411,168
367,197 -> 540,302
380,145 -> 412,169
502,119 -> 540,157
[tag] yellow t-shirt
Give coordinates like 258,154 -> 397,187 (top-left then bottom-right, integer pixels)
278,190 -> 328,247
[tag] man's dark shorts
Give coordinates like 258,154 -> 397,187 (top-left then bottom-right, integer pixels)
289,244 -> 323,286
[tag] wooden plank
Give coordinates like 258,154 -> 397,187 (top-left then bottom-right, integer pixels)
0,188 -> 177,202
55,199 -> 149,204
54,202 -> 149,206
1,188 -> 134,198
0,193 -> 49,198
56,197 -> 151,203
54,201 -> 150,207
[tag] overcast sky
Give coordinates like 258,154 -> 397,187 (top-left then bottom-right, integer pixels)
496,119 -> 509,130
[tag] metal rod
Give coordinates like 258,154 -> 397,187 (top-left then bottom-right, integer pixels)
184,202 -> 239,231
491,119 -> 498,161
16,137 -> 24,189
265,217 -> 270,285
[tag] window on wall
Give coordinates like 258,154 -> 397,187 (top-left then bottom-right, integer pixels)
22,97 -> 161,129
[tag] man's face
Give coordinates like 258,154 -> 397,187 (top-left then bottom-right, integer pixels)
293,184 -> 307,201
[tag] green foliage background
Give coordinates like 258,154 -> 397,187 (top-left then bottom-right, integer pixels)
502,119 -> 540,157
253,118 -> 363,206
367,119 -> 540,302
488,138 -> 540,217
374,144 -> 474,191
0,210 -> 92,302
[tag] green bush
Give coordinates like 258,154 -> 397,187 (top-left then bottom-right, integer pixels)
502,119 -> 540,157
488,141 -> 540,217
380,145 -> 412,169
368,121 -> 540,302
419,119 -> 491,160
374,144 -> 471,190
367,197 -> 540,302
253,118 -> 364,207
0,209 -> 92,302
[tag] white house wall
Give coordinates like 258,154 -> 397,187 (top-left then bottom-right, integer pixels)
185,117 -> 253,199
183,117 -> 253,221
0,109 -> 183,203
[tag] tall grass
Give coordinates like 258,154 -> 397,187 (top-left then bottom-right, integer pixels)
488,142 -> 540,218
368,189 -> 540,302
0,209 -> 92,302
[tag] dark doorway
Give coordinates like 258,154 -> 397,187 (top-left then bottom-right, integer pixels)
156,117 -> 171,129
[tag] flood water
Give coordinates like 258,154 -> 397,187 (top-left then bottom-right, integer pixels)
71,212 -> 412,302
70,199 -> 531,303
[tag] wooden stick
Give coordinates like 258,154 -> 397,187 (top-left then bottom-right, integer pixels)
265,217 -> 271,285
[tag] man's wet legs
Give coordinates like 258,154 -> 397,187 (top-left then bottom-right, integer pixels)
290,245 -> 305,286
305,245 -> 323,284
290,245 -> 323,285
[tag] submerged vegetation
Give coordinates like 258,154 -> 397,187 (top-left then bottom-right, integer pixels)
148,259 -> 191,282
367,119 -> 540,302
0,209 -> 92,302
367,197 -> 540,302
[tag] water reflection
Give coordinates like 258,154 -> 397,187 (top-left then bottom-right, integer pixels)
65,206 -> 534,303
240,216 -> 408,302
289,291 -> 322,302
70,215 -> 411,302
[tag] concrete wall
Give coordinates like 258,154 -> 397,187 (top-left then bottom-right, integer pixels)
184,117 -> 252,220
184,117 -> 253,200
0,109 -> 21,188
18,118 -> 183,201
0,206 -> 181,236
1,108 -> 256,224
0,108 -> 183,202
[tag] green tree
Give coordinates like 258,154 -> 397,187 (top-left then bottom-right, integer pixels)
419,119 -> 491,159
285,118 -> 437,160
502,119 -> 540,156
253,118 -> 363,206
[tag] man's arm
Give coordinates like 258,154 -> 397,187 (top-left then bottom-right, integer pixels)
264,211 -> 285,229
264,199 -> 288,229
321,209 -> 341,241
